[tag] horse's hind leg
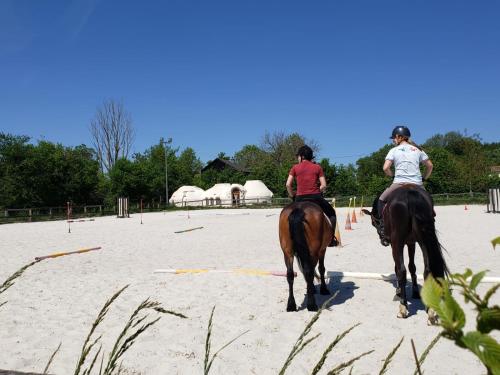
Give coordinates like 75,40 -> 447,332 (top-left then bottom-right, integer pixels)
392,241 -> 409,318
419,242 -> 439,325
408,243 -> 420,299
304,264 -> 318,311
318,254 -> 330,295
284,255 -> 296,312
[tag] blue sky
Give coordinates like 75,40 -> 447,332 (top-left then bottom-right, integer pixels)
1,0 -> 499,164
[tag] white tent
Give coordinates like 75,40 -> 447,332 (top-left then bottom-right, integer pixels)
204,183 -> 246,206
169,186 -> 206,207
243,180 -> 273,204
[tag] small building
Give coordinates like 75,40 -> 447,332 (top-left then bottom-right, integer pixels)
201,158 -> 250,174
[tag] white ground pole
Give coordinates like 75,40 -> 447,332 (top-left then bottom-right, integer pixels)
326,271 -> 500,284
153,269 -> 500,283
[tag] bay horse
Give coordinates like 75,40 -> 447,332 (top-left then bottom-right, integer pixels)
279,201 -> 332,311
363,185 -> 448,320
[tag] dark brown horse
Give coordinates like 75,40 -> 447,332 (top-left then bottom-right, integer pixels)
279,201 -> 332,311
363,185 -> 448,320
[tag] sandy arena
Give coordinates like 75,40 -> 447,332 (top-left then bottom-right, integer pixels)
0,205 -> 499,374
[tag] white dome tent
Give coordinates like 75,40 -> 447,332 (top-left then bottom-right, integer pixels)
243,180 -> 273,204
204,183 -> 246,206
169,186 -> 206,207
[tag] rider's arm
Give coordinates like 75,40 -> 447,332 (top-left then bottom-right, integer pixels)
286,175 -> 295,198
422,159 -> 433,180
319,176 -> 327,193
383,160 -> 393,177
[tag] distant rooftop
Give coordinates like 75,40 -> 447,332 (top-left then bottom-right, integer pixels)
202,158 -> 250,173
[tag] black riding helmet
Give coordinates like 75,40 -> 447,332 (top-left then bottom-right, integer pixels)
296,145 -> 314,161
390,125 -> 411,139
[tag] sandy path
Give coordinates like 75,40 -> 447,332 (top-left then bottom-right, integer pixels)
0,205 -> 498,374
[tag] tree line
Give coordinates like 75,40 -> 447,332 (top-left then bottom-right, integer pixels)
1,129 -> 498,209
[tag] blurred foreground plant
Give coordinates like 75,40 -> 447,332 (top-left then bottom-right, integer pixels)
279,293 -> 375,375
204,306 -> 249,374
0,260 -> 40,308
74,285 -> 187,375
421,269 -> 500,374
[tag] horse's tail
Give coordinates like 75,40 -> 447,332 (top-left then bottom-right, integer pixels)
407,189 -> 449,278
288,207 -> 313,277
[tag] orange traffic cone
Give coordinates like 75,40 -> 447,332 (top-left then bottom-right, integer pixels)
345,212 -> 352,230
351,209 -> 358,223
335,220 -> 342,247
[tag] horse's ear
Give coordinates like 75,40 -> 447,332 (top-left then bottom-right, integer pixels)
362,209 -> 372,216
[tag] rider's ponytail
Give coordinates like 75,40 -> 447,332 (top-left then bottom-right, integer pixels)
407,138 -> 423,151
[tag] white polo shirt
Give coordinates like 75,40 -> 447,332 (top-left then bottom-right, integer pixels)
385,144 -> 429,185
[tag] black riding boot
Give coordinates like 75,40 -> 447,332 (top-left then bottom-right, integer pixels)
328,216 -> 338,247
377,200 -> 390,247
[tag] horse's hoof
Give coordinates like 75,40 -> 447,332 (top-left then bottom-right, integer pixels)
412,290 -> 421,299
427,309 -> 439,325
320,287 -> 330,295
397,304 -> 409,319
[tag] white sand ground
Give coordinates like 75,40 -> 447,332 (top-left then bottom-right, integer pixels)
0,205 -> 499,375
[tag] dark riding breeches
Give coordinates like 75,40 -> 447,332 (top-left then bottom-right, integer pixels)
295,194 -> 337,219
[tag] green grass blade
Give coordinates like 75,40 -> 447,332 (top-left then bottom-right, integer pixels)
379,336 -> 404,375
43,342 -> 62,374
327,350 -> 374,375
74,285 -> 129,375
312,323 -> 361,375
413,333 -> 441,375
279,292 -> 338,375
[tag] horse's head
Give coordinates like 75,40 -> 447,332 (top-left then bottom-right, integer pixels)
362,197 -> 381,231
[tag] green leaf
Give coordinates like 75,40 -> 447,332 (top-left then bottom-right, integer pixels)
492,237 -> 500,250
460,332 -> 500,374
477,307 -> 500,334
421,276 -> 444,314
470,271 -> 487,291
463,269 -> 474,280
439,288 -> 466,331
484,284 -> 500,305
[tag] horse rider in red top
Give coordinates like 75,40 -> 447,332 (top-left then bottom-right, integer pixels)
286,145 -> 338,247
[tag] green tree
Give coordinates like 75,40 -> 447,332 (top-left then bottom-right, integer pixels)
333,164 -> 359,196
233,144 -> 267,171
356,144 -> 392,195
108,158 -> 146,200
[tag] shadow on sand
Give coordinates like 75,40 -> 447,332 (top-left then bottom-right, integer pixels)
298,277 -> 358,311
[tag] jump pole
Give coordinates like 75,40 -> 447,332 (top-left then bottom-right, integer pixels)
153,268 -> 298,277
174,226 -> 204,234
35,246 -> 102,261
326,271 -> 500,284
